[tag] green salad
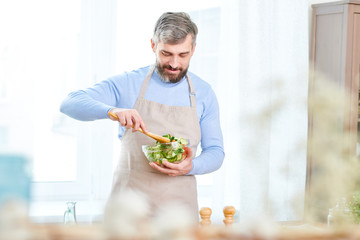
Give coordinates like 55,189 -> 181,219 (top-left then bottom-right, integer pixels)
143,134 -> 189,164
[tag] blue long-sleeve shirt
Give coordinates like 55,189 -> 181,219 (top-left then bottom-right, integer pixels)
60,65 -> 224,175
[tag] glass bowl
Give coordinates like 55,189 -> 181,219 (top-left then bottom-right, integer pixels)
142,140 -> 189,165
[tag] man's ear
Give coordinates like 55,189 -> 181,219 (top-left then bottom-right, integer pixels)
151,39 -> 156,52
191,43 -> 196,56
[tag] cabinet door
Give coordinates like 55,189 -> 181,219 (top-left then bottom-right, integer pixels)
307,2 -> 348,221
307,2 -> 360,222
349,7 -> 360,156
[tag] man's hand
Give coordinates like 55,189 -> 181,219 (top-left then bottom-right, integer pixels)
149,147 -> 193,176
108,108 -> 148,133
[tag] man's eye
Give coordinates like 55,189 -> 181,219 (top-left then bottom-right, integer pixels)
162,52 -> 170,56
180,53 -> 188,57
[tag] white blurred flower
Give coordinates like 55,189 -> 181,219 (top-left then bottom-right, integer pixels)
152,201 -> 197,240
0,199 -> 31,240
103,189 -> 152,239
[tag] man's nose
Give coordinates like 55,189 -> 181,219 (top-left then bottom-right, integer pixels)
169,56 -> 180,69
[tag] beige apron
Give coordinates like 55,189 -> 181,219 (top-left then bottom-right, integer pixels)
111,66 -> 201,220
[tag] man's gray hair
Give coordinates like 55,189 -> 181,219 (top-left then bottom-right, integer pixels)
152,12 -> 198,48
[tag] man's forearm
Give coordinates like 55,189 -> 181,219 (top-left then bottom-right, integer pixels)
187,146 -> 225,175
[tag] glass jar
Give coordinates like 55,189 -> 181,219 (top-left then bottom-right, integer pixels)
327,207 -> 335,226
327,198 -> 351,227
64,201 -> 77,224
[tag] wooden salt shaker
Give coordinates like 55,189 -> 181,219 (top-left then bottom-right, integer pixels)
199,207 -> 212,226
223,206 -> 235,227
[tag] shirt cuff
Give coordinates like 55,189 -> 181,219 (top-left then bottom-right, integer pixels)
186,160 -> 197,175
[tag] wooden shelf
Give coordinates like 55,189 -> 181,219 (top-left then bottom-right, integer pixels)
22,223 -> 360,240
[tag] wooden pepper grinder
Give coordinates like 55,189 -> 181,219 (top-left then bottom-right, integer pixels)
223,206 -> 235,227
199,207 -> 212,226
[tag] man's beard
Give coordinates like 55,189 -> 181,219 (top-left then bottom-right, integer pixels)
155,61 -> 188,83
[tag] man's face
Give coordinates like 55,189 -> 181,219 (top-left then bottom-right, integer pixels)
151,34 -> 196,83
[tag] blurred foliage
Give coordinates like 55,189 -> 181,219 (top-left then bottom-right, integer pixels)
348,191 -> 360,223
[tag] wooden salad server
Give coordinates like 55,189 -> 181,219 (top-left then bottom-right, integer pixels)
108,112 -> 171,143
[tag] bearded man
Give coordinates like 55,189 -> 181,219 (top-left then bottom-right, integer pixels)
60,12 -> 224,221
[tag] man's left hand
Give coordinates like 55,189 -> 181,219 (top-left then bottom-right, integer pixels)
149,147 -> 193,176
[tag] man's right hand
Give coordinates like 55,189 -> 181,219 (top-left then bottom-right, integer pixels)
108,108 -> 148,133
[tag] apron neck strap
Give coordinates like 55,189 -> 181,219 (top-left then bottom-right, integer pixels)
187,74 -> 196,108
138,66 -> 155,99
138,65 -> 197,107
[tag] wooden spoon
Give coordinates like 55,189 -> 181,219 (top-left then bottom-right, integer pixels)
108,112 -> 170,143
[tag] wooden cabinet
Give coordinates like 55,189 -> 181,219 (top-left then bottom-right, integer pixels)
307,0 -> 360,221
